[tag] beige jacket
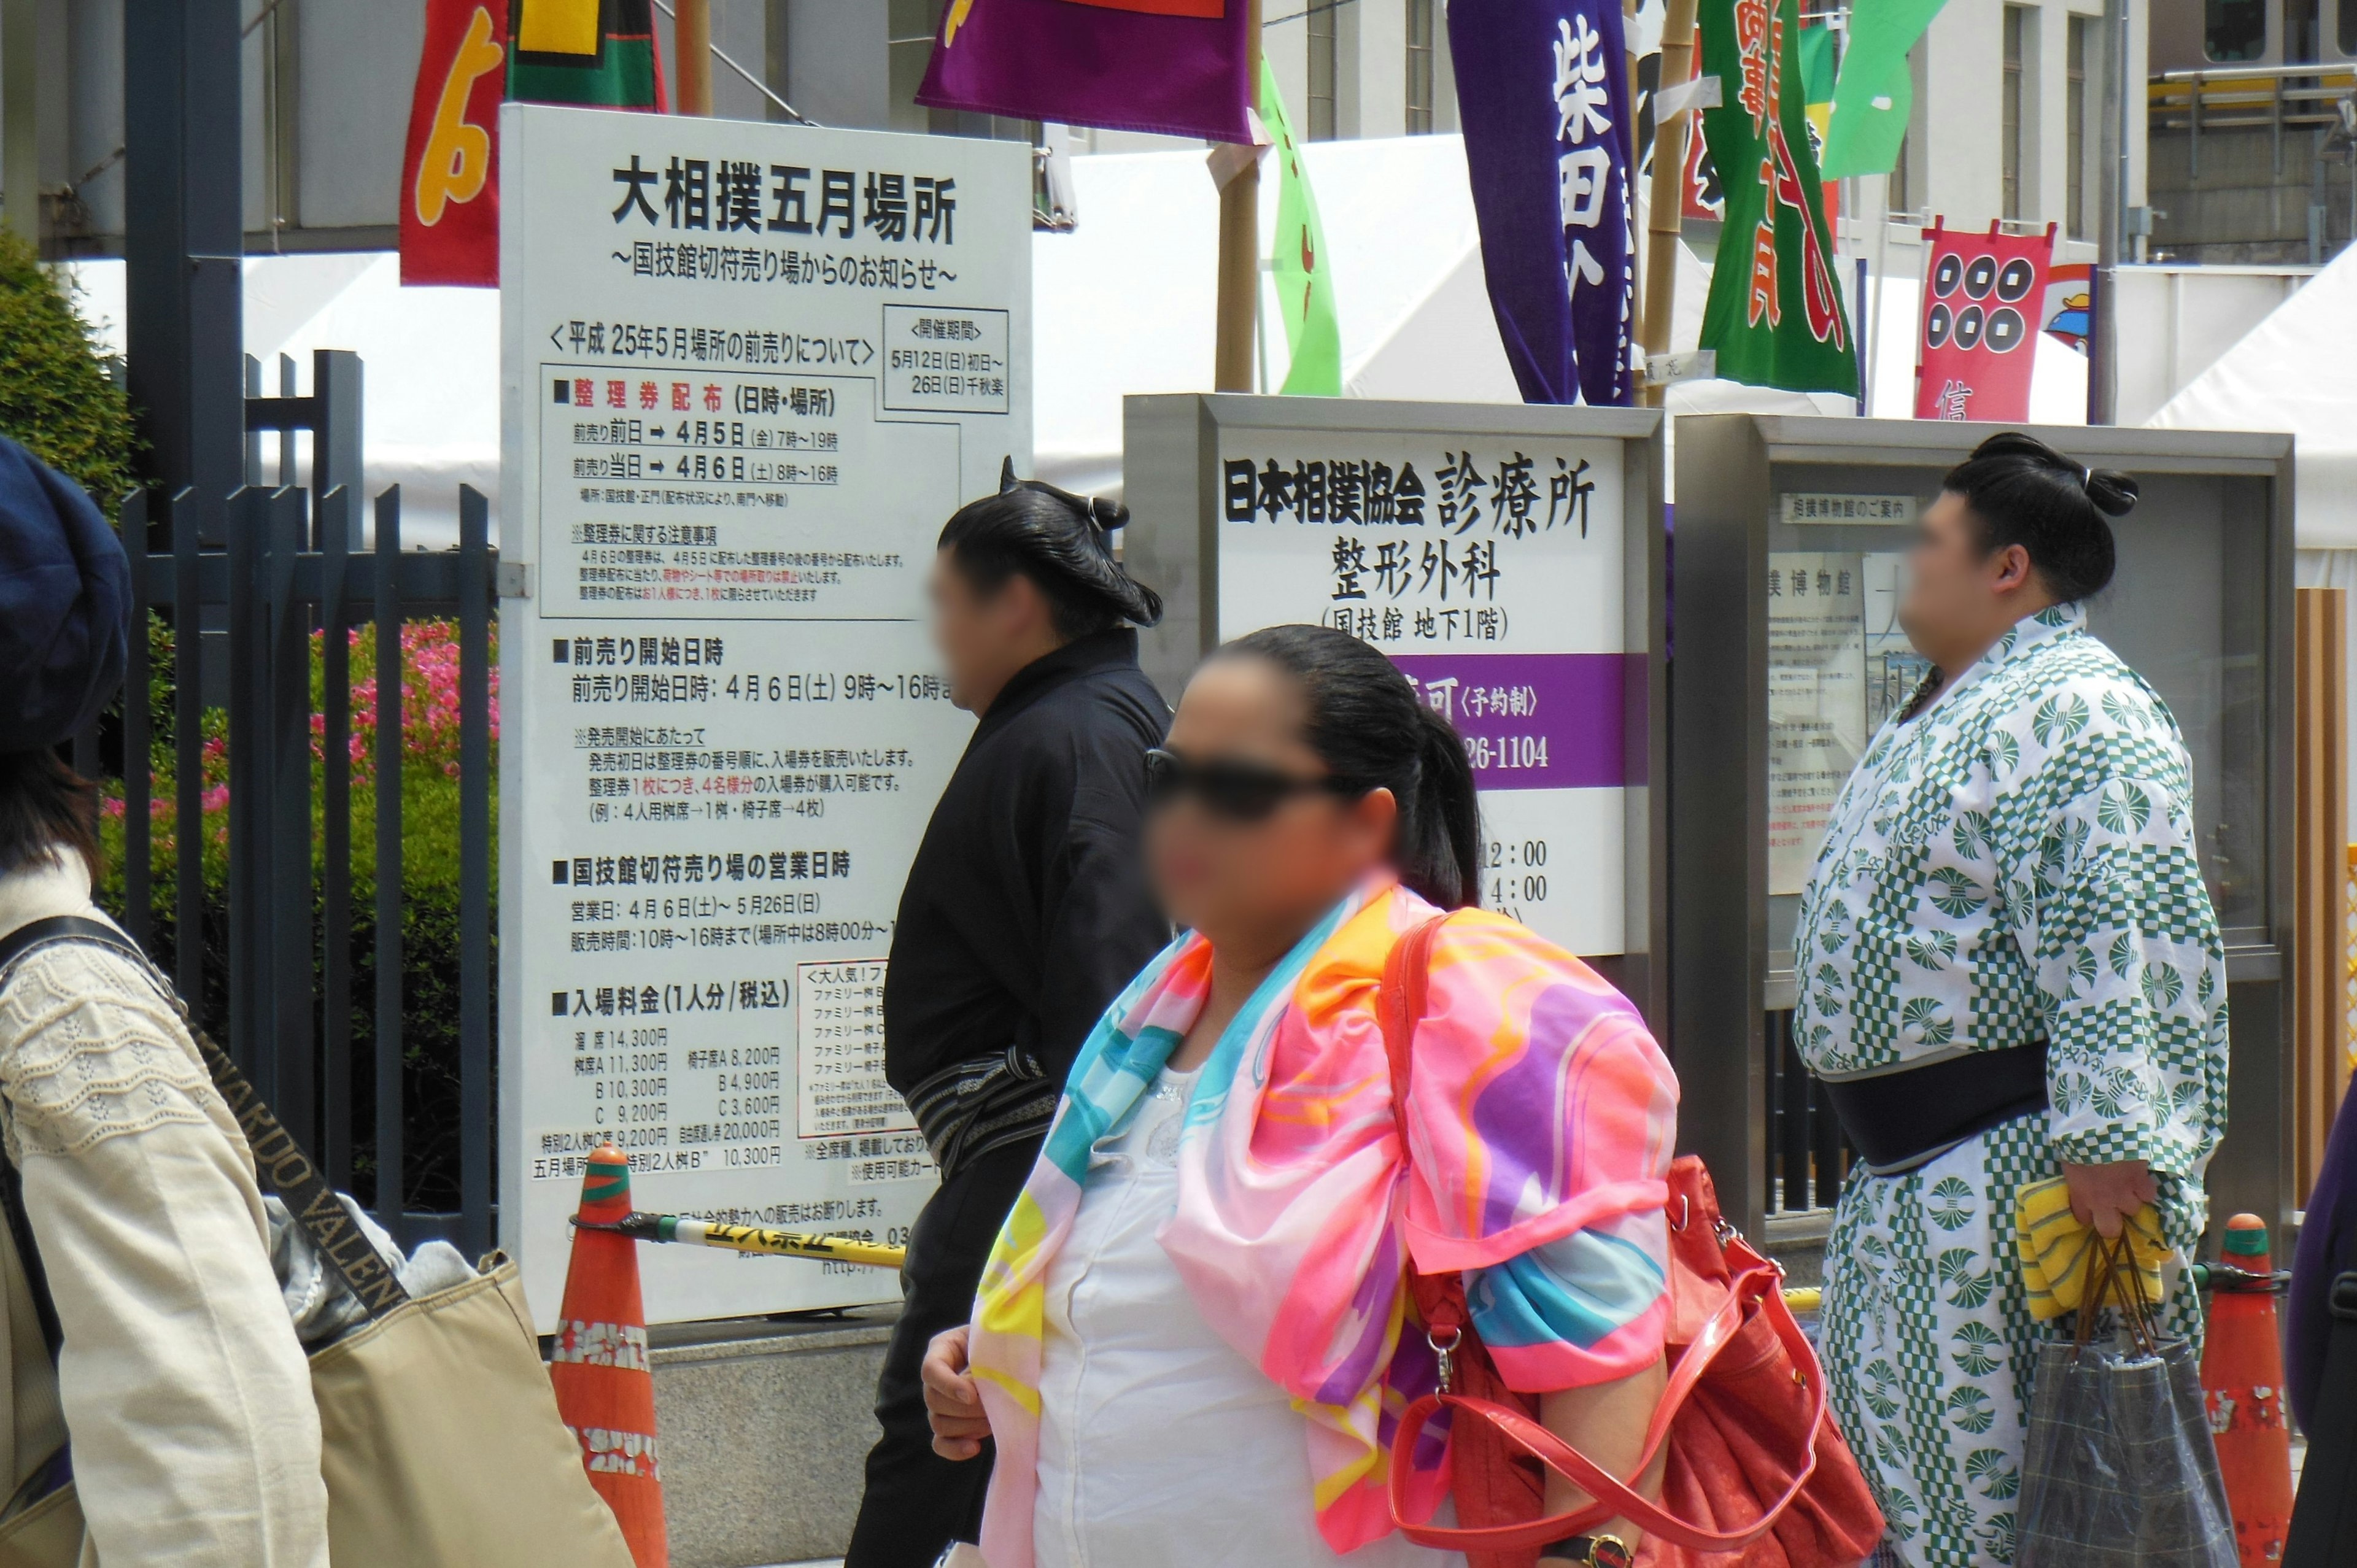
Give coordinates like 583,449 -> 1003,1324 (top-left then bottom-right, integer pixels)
0,853 -> 328,1566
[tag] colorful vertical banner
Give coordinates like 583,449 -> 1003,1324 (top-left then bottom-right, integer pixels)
401,0 -> 510,286
508,0 -> 669,109
918,0 -> 1252,143
400,0 -> 669,288
2043,261 -> 2092,352
1798,20 -> 1838,234
1695,0 -> 1858,395
1450,0 -> 1638,406
1821,0 -> 1949,178
1259,61 -> 1341,395
1914,220 -> 2054,420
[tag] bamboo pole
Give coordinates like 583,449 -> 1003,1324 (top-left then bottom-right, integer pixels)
1214,0 -> 1265,393
676,0 -> 713,115
2294,587 -> 2350,1202
1638,0 -> 1701,407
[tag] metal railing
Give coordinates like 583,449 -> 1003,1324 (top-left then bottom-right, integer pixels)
2149,63 -> 2357,180
84,457 -> 500,1254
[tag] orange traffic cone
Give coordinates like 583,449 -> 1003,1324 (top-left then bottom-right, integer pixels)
2202,1213 -> 2294,1566
551,1143 -> 668,1567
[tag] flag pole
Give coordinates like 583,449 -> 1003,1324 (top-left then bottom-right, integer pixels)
676,0 -> 713,115
1637,0 -> 1700,408
1626,1 -> 1644,347
1214,0 -> 1265,393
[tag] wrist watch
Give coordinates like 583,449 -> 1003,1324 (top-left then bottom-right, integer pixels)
1539,1537 -> 1633,1568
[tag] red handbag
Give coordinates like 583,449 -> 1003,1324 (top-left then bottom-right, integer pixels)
1379,917 -> 1885,1568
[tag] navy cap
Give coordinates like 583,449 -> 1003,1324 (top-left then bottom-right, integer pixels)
0,435 -> 128,752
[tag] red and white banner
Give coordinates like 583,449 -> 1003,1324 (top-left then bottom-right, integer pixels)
400,0 -> 508,288
1913,219 -> 2054,421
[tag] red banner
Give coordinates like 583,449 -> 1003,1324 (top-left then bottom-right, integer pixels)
1913,219 -> 2054,422
400,0 -> 509,288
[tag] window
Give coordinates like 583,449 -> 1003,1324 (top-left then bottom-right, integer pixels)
2288,0 -> 2321,61
2344,0 -> 2357,55
2067,17 -> 2086,238
1307,1 -> 1338,140
1891,131 -> 1909,215
1406,0 -> 1435,135
2205,0 -> 2266,60
2001,6 -> 2024,223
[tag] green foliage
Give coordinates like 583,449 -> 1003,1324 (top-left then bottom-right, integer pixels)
0,230 -> 139,514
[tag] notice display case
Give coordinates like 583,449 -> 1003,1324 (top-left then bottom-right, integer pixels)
1123,394 -> 1668,1027
1671,414 -> 2295,1239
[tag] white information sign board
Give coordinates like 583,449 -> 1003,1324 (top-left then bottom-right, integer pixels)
1213,434 -> 1630,955
497,105 -> 1029,1326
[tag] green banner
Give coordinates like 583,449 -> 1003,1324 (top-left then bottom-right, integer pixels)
508,0 -> 666,109
1695,0 -> 1859,396
1822,0 -> 1949,178
1259,58 -> 1341,396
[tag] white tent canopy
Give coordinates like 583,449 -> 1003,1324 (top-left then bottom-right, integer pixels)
2147,242 -> 2357,548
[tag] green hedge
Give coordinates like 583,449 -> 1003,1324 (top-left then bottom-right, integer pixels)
0,229 -> 137,514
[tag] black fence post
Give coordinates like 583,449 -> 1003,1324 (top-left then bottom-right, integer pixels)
320,484 -> 355,1189
266,488 -> 314,1151
120,490 -> 151,951
457,485 -> 492,1257
171,487 -> 205,1021
373,487 -> 406,1237
227,486 -> 263,1075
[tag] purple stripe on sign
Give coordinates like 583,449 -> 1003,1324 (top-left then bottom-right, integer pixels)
1388,652 -> 1628,790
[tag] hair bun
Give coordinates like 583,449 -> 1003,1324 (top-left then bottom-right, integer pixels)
2084,468 -> 2139,519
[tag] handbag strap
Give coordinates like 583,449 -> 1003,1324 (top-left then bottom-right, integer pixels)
2072,1228 -> 2160,1355
1387,1262 -> 1828,1553
0,914 -> 411,1322
1377,912 -> 1827,1554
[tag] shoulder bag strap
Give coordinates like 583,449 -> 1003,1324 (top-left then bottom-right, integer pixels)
0,915 -> 410,1322
1379,911 -> 1825,1554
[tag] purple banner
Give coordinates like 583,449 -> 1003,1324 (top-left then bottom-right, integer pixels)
1390,652 -> 1629,790
1449,0 -> 1638,406
916,0 -> 1252,145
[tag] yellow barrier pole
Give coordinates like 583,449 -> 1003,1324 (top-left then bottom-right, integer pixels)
574,1213 -> 907,1270
584,1212 -> 1833,1314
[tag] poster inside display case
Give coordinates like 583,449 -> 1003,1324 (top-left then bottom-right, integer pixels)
1671,414 -> 2293,1237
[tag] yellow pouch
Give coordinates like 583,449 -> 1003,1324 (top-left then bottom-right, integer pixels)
2013,1175 -> 2170,1321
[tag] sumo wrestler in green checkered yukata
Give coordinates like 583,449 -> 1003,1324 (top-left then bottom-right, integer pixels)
1792,434 -> 2229,1568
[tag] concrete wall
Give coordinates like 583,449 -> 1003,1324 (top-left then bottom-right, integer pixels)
650,1309 -> 896,1568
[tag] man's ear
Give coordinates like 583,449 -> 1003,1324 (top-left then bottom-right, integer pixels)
1992,543 -> 2035,593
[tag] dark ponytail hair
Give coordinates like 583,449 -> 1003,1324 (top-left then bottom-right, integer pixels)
938,458 -> 1163,639
1941,431 -> 2138,603
1215,624 -> 1482,911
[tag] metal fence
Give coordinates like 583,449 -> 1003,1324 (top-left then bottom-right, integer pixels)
1765,1008 -> 1854,1218
75,350 -> 500,1254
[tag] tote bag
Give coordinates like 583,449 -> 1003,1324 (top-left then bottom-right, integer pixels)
2014,1229 -> 2236,1568
0,916 -> 635,1568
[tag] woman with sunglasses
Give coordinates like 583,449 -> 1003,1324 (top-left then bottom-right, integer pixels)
921,624 -> 1679,1568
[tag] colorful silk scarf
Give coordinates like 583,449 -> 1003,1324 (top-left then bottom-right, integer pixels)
968,879 -> 1679,1566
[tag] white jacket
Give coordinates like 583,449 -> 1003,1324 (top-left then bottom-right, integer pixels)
0,851 -> 328,1566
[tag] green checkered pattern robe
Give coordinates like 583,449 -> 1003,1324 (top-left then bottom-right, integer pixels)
1792,603 -> 2228,1567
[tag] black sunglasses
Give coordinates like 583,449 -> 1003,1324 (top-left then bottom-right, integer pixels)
1144,747 -> 1366,823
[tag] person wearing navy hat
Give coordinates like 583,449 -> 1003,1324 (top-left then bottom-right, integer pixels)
0,435 -> 330,1564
